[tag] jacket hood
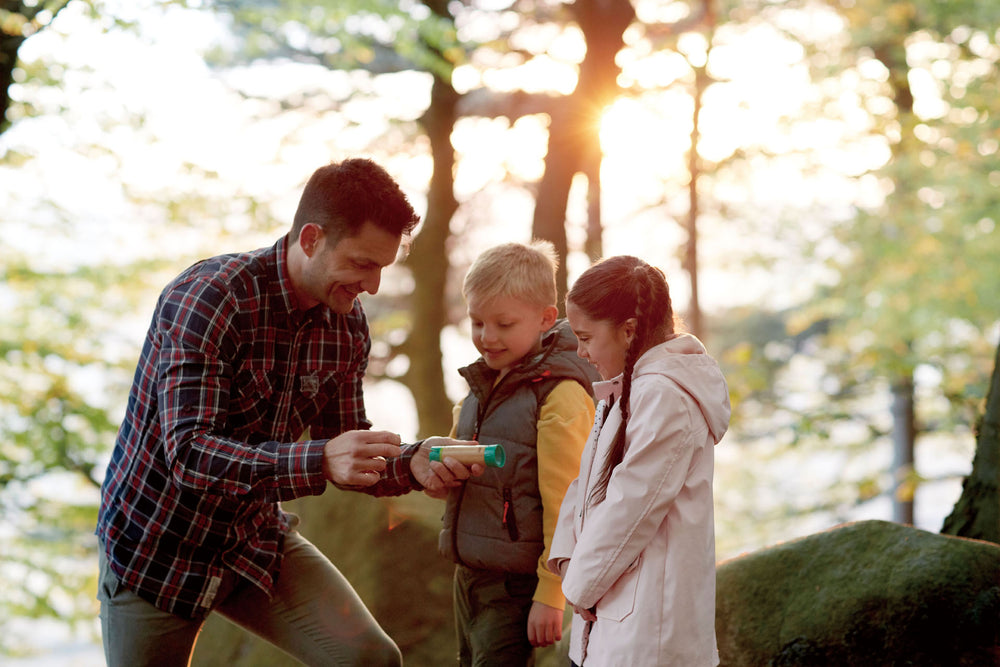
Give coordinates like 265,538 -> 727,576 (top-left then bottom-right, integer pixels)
594,332 -> 730,444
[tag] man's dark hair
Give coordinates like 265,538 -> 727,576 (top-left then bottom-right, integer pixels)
290,158 -> 420,243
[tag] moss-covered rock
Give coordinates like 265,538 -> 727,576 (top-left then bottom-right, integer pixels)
716,520 -> 1000,667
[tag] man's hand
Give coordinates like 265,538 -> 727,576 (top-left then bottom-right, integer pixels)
528,601 -> 564,647
323,430 -> 402,487
412,436 -> 485,496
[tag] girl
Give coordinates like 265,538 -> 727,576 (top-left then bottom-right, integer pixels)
548,256 -> 731,666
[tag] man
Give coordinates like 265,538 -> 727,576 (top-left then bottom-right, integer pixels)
96,158 -> 480,666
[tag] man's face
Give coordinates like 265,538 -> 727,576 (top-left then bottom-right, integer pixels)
297,220 -> 401,314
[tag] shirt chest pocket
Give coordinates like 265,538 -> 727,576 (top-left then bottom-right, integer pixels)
228,362 -> 276,427
285,367 -> 347,431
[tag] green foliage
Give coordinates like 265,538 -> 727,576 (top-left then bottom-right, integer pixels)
0,260 -> 149,488
705,0 -> 1000,554
194,0 -> 464,79
0,250 -> 168,654
801,0 -> 1000,374
0,490 -> 100,653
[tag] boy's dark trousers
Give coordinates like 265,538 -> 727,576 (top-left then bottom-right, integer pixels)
453,564 -> 537,666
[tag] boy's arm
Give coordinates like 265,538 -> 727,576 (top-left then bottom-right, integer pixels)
422,398 -> 466,500
534,379 -> 595,609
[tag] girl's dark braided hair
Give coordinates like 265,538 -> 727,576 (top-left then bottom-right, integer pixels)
566,256 -> 675,506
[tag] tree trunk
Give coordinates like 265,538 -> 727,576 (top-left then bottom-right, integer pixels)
941,338 -> 1000,545
532,106 -> 578,305
583,143 -> 602,264
890,373 -> 916,525
874,29 -> 919,527
685,62 -> 708,340
0,30 -> 21,135
400,14 -> 461,439
2,2 -> 74,136
532,0 -> 635,304
395,0 -> 460,439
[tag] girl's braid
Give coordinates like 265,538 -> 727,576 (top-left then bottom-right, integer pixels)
618,262 -> 655,424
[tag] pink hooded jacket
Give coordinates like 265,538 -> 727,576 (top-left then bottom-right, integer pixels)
549,333 -> 730,666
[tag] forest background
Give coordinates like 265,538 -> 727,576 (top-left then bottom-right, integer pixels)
1,0 -> 998,663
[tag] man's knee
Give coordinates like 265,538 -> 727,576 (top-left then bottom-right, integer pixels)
356,634 -> 402,667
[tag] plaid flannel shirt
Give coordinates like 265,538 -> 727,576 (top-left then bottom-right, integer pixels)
96,235 -> 419,619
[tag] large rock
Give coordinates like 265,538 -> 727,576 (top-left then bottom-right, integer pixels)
716,520 -> 1000,667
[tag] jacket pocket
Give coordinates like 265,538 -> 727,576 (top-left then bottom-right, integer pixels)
595,552 -> 642,621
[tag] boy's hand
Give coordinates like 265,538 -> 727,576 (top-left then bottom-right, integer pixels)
527,601 -> 564,647
411,437 -> 484,494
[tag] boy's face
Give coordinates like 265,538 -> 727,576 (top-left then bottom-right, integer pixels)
466,294 -> 557,376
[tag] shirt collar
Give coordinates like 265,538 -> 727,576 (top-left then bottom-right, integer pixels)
593,375 -> 623,402
275,234 -> 334,327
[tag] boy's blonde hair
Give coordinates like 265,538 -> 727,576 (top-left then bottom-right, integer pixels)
463,240 -> 558,308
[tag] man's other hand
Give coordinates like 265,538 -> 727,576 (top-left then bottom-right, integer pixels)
323,430 -> 402,487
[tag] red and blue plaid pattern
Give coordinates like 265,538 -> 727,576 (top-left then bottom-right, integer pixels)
96,235 -> 416,619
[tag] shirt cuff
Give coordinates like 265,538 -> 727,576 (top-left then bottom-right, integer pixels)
534,566 -> 567,609
280,439 -> 328,501
402,440 -> 424,490
336,441 -> 423,497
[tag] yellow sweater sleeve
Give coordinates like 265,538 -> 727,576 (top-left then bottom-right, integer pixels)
534,379 -> 595,608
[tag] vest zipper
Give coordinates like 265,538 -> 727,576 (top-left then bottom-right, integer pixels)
502,488 -> 519,541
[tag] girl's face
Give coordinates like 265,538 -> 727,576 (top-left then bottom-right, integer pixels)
566,301 -> 635,380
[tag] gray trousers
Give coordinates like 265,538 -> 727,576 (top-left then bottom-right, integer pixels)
97,531 -> 401,667
453,565 -> 537,667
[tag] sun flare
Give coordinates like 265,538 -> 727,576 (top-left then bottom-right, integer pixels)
599,95 -> 692,185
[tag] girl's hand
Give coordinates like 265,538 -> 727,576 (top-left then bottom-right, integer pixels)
574,604 -> 597,622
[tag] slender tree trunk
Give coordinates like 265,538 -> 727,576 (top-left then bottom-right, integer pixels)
874,31 -> 919,526
532,108 -> 578,306
584,143 -> 602,264
942,338 -> 1000,544
890,373 -> 916,525
400,4 -> 461,438
685,62 -> 708,340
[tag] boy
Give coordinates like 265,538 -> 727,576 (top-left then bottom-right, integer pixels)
434,241 -> 598,665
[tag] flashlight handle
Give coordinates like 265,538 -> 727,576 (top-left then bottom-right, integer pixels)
429,444 -> 505,468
